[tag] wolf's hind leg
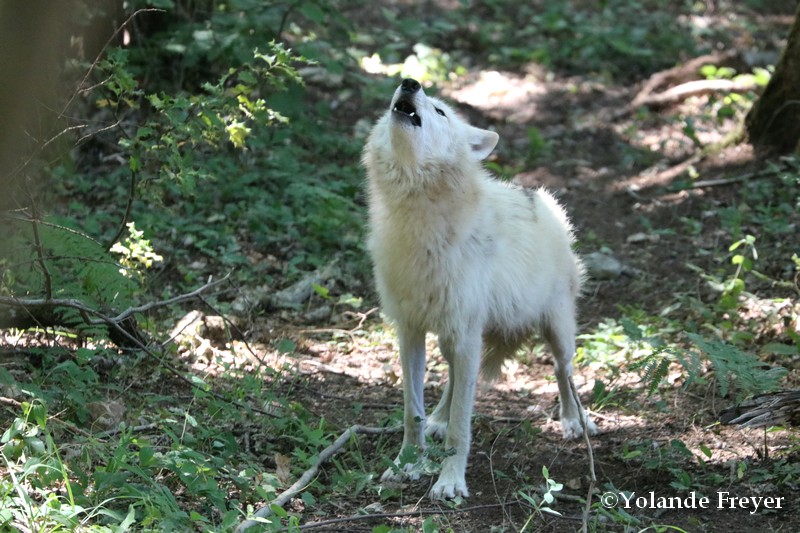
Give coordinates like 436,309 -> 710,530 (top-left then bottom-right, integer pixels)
426,377 -> 451,440
543,302 -> 598,440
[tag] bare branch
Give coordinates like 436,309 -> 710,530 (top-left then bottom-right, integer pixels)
28,205 -> 52,300
632,78 -> 759,109
59,8 -> 164,119
0,273 -> 231,328
107,273 -> 231,324
235,424 -> 402,532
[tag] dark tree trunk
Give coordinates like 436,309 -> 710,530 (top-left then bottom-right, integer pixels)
745,4 -> 800,154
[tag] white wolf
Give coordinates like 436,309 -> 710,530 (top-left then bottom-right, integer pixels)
362,78 -> 597,500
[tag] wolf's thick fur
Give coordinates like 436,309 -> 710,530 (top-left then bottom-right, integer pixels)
363,78 -> 597,500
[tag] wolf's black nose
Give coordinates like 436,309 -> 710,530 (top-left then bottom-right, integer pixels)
400,78 -> 421,93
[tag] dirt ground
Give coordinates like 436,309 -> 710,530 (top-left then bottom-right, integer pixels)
235,61 -> 800,531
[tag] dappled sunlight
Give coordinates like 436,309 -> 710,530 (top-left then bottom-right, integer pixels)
448,70 -> 547,120
358,43 -> 456,84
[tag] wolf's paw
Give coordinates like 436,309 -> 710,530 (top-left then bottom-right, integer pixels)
430,473 -> 468,500
561,414 -> 598,440
424,419 -> 447,440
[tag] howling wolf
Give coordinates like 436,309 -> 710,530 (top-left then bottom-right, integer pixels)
362,78 -> 597,500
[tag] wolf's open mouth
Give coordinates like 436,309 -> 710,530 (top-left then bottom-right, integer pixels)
393,99 -> 422,127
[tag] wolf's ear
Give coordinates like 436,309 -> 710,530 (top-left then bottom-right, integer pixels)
469,127 -> 499,160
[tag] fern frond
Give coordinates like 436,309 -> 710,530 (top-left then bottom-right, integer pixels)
687,333 -> 787,402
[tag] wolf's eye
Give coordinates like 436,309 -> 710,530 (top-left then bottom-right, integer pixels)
435,107 -> 446,116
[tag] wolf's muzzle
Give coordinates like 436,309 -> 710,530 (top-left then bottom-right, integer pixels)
393,78 -> 422,127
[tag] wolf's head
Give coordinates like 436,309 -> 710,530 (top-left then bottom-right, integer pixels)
368,78 -> 499,173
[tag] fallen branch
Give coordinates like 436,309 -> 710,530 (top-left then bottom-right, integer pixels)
0,274 -> 231,346
633,52 -> 739,105
235,424 -> 402,532
0,275 -> 281,420
686,160 -> 789,189
633,78 -> 759,109
613,51 -> 747,118
0,274 -> 230,327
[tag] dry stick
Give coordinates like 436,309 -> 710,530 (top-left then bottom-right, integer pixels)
105,168 -> 138,252
234,424 -> 402,533
632,78 -> 758,108
28,206 -> 52,301
569,376 -> 596,533
687,158 -> 792,189
106,274 -> 231,324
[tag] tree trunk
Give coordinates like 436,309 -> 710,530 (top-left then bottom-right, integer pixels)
745,4 -> 800,154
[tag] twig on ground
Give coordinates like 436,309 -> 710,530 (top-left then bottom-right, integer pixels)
569,376 -> 597,533
95,422 -> 161,439
0,396 -> 22,407
234,424 -> 402,532
685,161 -> 788,189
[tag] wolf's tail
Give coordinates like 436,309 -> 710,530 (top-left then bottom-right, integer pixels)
480,332 -> 525,382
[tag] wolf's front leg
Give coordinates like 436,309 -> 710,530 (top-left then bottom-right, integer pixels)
429,331 -> 481,500
381,326 -> 428,482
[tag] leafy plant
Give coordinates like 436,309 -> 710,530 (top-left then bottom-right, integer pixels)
517,465 -> 564,524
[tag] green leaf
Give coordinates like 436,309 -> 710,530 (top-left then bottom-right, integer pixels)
761,343 -> 798,356
270,504 -> 288,518
699,443 -> 712,458
312,282 -> 331,299
300,2 -> 326,23
397,445 -> 419,468
277,338 -> 296,354
139,445 -> 155,467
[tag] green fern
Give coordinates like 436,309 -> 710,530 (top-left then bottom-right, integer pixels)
687,333 -> 786,402
623,320 -> 785,401
1,216 -> 141,338
637,352 -> 672,396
